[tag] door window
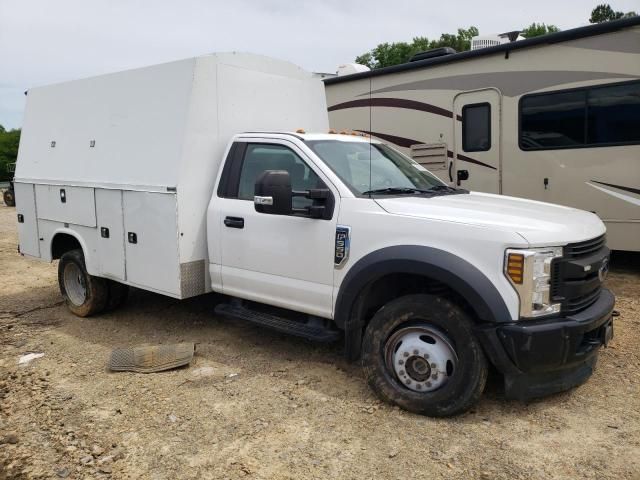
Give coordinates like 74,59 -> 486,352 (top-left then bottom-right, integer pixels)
462,103 -> 491,152
237,143 -> 323,209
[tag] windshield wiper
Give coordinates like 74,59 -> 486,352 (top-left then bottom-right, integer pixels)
427,184 -> 460,192
362,187 -> 433,196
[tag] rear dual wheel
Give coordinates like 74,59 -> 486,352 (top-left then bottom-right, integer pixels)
3,189 -> 15,207
362,294 -> 488,417
58,249 -> 128,316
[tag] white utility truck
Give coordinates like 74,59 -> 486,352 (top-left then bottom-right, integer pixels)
14,53 -> 614,416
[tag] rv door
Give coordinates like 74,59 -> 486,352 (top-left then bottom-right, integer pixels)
453,90 -> 501,194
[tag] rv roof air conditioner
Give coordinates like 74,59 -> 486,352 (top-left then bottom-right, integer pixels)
409,47 -> 457,62
336,63 -> 371,76
471,30 -> 524,50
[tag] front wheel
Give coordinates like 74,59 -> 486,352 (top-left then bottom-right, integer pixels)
58,249 -> 108,317
361,294 -> 488,417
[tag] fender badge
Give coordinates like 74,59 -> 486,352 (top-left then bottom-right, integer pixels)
335,226 -> 351,267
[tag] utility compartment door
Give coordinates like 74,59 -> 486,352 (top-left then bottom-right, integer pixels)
95,189 -> 126,281
35,184 -> 97,227
123,191 -> 180,296
14,182 -> 40,257
453,89 -> 501,194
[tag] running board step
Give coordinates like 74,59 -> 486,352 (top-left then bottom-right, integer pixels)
214,304 -> 340,342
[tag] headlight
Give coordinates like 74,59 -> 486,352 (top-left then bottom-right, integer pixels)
504,247 -> 563,318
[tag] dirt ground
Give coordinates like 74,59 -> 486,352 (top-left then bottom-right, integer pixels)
0,203 -> 639,480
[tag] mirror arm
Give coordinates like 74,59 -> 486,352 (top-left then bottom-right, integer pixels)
292,189 -> 330,200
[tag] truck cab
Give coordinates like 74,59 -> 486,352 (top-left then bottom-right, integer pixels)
206,131 -> 614,416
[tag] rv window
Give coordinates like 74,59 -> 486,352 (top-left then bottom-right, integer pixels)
520,91 -> 585,149
587,82 -> 640,145
520,80 -> 640,150
462,103 -> 491,152
236,143 -> 322,210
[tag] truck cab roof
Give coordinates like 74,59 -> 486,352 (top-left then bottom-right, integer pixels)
236,132 -> 377,143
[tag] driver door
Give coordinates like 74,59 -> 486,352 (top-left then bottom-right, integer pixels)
213,139 -> 340,319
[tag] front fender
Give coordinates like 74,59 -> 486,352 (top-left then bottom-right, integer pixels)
334,244 -> 512,336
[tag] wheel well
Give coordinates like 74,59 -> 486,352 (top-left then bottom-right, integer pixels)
353,273 -> 475,328
344,273 -> 476,361
51,233 -> 82,260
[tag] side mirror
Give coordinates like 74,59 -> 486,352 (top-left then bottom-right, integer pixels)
254,170 -> 292,215
456,169 -> 469,185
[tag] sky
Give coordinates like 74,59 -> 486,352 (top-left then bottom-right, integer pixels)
1,0 -> 639,129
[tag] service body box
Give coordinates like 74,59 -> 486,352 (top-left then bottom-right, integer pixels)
14,53 -> 328,298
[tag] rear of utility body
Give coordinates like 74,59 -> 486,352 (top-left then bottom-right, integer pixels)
14,53 -> 614,416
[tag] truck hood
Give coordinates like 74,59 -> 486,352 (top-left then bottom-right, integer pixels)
375,192 -> 606,246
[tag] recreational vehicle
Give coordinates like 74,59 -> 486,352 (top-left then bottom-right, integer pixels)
14,53 -> 614,416
325,17 -> 640,251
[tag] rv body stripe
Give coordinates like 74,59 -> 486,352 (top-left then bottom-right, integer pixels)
455,153 -> 497,170
591,180 -> 640,196
355,130 -> 422,148
359,71 -> 638,98
328,97 -> 460,120
355,130 -> 496,171
587,182 -> 640,207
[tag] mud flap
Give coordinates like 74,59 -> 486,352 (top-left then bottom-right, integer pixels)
108,343 -> 196,373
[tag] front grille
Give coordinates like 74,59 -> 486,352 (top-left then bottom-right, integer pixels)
564,234 -> 606,258
551,235 -> 608,315
563,286 -> 602,315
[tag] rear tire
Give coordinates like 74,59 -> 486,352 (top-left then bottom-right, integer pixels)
106,280 -> 129,311
3,189 -> 15,207
58,249 -> 108,317
361,294 -> 488,417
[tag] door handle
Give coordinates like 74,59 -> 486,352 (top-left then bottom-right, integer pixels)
448,160 -> 453,182
224,216 -> 244,229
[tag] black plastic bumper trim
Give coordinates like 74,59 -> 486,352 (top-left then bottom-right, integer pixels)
475,288 -> 614,399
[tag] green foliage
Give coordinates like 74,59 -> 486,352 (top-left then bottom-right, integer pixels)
521,23 -> 560,38
0,125 -> 21,182
355,27 -> 479,69
590,4 -> 637,23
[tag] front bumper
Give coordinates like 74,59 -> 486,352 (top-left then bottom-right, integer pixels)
476,288 -> 615,400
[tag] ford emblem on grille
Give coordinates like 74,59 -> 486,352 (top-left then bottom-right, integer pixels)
598,257 -> 609,282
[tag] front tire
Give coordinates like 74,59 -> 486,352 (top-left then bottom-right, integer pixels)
58,249 -> 108,317
361,294 -> 488,417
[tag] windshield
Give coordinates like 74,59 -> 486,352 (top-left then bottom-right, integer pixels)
306,140 -> 446,195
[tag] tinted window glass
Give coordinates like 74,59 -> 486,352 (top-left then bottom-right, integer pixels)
520,81 -> 640,150
520,91 -> 586,149
587,82 -> 640,144
462,103 -> 491,152
237,144 -> 322,209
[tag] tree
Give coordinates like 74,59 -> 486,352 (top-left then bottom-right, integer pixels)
0,125 -> 21,182
355,27 -> 479,69
521,23 -> 560,38
589,4 -> 637,23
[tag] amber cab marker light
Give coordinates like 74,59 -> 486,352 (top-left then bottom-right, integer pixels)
296,128 -> 305,134
328,128 -> 337,134
507,253 -> 525,284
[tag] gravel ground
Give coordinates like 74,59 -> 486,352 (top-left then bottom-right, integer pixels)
1,203 -> 639,479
